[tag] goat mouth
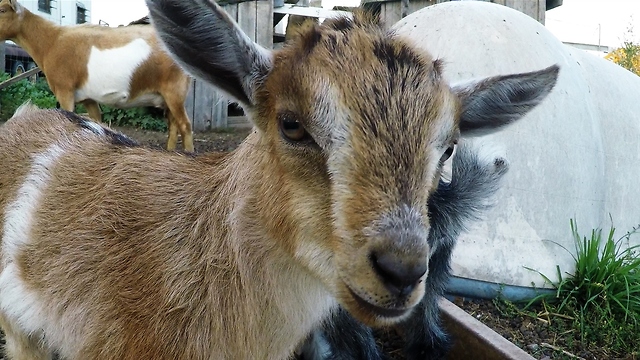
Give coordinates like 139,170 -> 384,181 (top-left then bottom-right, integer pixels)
346,287 -> 409,319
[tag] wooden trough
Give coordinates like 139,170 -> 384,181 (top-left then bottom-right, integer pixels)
440,298 -> 535,360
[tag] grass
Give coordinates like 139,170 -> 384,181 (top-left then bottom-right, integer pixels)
0,72 -> 167,131
0,73 -> 57,119
520,219 -> 640,358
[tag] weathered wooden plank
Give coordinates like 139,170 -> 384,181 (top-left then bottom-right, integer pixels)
185,78 -> 196,127
213,92 -> 229,128
273,4 -> 351,19
502,0 -> 544,22
223,3 -> 239,22
380,3 -> 402,27
377,1 -> 438,26
191,1 -> 274,130
193,80 -> 216,132
256,0 -> 273,49
238,1 -> 257,42
0,66 -> 40,90
538,0 -> 546,24
228,116 -> 252,128
409,0 -> 437,15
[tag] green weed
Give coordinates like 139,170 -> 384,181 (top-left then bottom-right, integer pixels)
0,72 -> 166,131
0,73 -> 57,119
527,219 -> 640,357
101,106 -> 167,132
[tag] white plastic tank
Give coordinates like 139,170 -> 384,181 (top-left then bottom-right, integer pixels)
393,1 -> 640,298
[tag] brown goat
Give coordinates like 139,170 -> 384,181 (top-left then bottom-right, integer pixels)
0,0 -> 194,152
0,0 -> 558,358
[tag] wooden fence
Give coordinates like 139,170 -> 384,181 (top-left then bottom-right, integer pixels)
184,0 -> 550,131
369,0 -> 547,27
185,0 -> 273,131
0,66 -> 40,90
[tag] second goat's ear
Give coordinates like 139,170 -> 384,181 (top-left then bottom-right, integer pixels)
453,65 -> 559,136
8,0 -> 25,14
146,0 -> 273,109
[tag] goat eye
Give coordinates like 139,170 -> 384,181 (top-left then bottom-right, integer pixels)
440,145 -> 455,163
279,114 -> 307,142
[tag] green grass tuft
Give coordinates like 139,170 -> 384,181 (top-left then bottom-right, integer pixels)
526,219 -> 640,357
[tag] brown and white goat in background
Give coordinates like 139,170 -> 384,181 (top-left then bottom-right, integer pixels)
0,0 -> 194,152
0,0 -> 558,358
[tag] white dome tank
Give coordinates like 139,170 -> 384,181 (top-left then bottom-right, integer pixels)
394,1 -> 640,297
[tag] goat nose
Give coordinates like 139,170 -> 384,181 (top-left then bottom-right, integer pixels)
371,252 -> 427,297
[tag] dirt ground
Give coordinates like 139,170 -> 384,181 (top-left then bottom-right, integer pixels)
0,124 -> 634,359
112,125 -> 252,153
452,297 -> 635,360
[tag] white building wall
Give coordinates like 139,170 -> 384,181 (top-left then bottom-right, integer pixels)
19,0 -> 92,26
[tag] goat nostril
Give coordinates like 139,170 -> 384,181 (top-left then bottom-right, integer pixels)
370,252 -> 427,297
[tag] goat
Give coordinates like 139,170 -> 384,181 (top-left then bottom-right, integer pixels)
0,0 -> 558,358
0,0 -> 193,152
298,143 -> 509,360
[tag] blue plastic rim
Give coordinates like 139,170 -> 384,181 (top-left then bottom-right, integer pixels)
445,276 -> 555,303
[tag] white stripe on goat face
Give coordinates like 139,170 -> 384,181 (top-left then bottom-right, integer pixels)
1,143 -> 65,335
76,38 -> 161,107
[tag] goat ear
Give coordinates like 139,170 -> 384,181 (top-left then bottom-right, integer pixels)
146,0 -> 272,109
453,65 -> 559,136
8,0 -> 24,14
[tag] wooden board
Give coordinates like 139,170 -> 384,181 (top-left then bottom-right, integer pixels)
187,78 -> 230,131
238,1 -> 258,42
378,0 -> 439,27
273,4 -> 351,19
493,0 -> 545,22
185,78 -> 196,127
0,66 -> 40,90
223,3 -> 239,21
256,0 -> 274,49
187,1 -> 273,130
193,80 -> 215,131
228,116 -> 253,128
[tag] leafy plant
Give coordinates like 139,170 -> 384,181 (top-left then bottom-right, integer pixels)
0,73 -> 166,131
606,41 -> 640,76
101,106 -> 167,132
527,219 -> 640,357
546,221 -> 640,320
0,73 -> 57,120
606,22 -> 640,76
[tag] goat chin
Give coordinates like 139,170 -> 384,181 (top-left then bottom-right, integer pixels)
297,142 -> 510,360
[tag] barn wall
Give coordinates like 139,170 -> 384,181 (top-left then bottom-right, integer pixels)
378,0 -> 443,26
491,0 -> 546,23
375,0 -> 546,26
187,0 -> 547,131
185,0 -> 272,131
